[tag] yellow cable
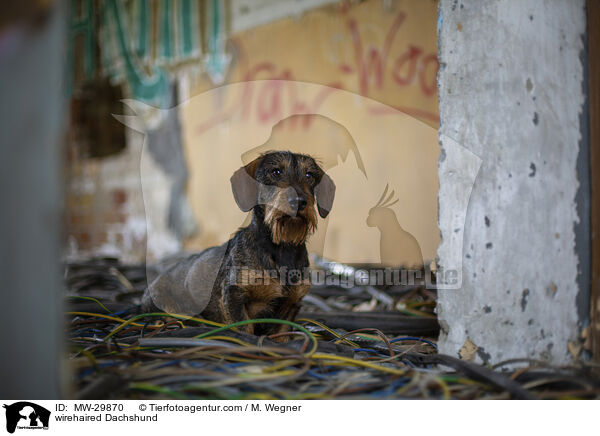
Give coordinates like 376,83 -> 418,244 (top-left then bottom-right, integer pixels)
205,335 -> 254,347
436,377 -> 451,400
311,353 -> 405,375
68,311 -> 144,326
297,318 -> 359,348
104,312 -> 225,341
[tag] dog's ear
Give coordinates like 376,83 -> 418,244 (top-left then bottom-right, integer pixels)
230,158 -> 261,212
315,172 -> 335,218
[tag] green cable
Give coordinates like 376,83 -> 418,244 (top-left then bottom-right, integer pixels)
104,314 -> 318,357
103,312 -> 224,341
193,318 -> 319,357
66,295 -> 113,314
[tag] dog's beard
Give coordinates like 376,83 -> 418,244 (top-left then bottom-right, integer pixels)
264,205 -> 317,245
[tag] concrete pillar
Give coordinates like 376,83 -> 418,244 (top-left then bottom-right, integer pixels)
437,0 -> 588,364
0,2 -> 66,397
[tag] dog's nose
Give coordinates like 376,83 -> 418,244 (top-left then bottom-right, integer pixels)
288,196 -> 307,212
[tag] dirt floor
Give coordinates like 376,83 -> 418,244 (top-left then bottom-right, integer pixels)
64,259 -> 600,400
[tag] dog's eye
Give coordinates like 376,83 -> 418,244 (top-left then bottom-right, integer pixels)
271,168 -> 281,177
305,172 -> 313,179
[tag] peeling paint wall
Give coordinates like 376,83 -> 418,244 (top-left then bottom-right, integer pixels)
183,0 -> 441,264
437,0 -> 587,364
65,84 -> 198,264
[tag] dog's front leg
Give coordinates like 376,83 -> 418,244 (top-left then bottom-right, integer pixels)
270,283 -> 310,339
261,301 -> 302,342
276,300 -> 302,326
221,285 -> 253,334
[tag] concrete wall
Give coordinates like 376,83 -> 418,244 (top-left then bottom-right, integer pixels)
437,0 -> 588,364
0,2 -> 66,397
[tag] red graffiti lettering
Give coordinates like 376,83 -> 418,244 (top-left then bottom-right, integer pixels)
195,10 -> 440,136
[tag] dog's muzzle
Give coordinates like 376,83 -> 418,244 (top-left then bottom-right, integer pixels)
287,195 -> 307,213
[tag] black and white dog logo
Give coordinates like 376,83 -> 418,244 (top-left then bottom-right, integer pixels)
3,402 -> 50,433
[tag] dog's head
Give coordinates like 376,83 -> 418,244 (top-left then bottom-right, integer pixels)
231,151 -> 335,245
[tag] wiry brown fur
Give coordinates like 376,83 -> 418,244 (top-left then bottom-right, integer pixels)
260,153 -> 319,245
265,199 -> 317,245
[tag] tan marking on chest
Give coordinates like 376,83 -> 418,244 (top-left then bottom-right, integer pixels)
237,269 -> 310,319
237,269 -> 283,301
247,301 -> 270,318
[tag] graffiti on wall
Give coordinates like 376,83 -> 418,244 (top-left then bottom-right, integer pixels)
193,7 -> 439,136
